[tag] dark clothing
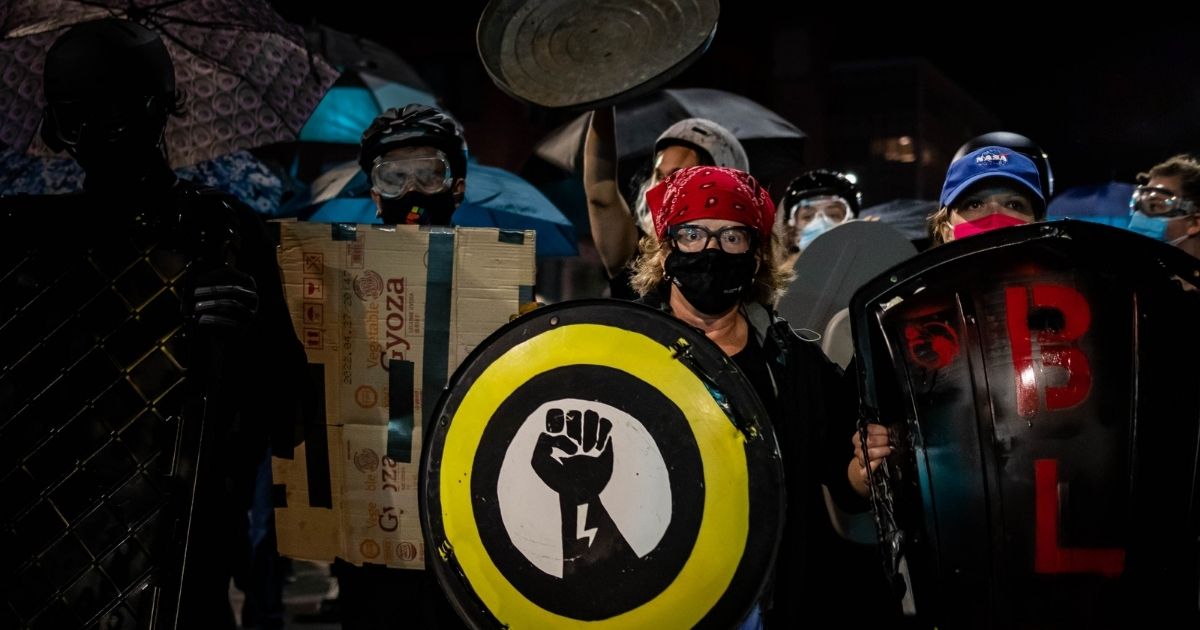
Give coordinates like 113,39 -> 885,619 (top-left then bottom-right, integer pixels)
606,265 -> 639,300
639,294 -> 896,624
333,560 -> 467,630
604,223 -> 645,301
731,329 -> 775,416
739,305 -> 896,625
0,180 -> 309,630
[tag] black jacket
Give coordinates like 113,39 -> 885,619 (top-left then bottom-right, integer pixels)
742,303 -> 896,624
640,292 -> 897,625
1,180 -> 310,629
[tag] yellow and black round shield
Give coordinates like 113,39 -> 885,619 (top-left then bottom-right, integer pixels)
421,300 -> 784,629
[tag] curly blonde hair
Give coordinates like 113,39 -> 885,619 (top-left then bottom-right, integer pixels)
629,232 -> 793,306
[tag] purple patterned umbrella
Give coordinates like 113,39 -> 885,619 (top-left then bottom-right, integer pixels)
0,0 -> 338,167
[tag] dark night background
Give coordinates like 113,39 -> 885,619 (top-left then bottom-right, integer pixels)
271,2 -> 1200,202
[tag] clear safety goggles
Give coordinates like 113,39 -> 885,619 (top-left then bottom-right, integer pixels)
788,195 -> 851,225
1130,185 -> 1197,217
370,155 -> 452,198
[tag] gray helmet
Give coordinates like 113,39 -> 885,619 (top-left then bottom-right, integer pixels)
654,118 -> 749,172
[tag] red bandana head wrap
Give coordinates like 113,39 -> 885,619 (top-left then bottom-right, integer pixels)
645,166 -> 776,241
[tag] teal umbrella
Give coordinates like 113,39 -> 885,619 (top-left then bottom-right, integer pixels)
252,25 -> 440,185
298,25 -> 438,144
298,73 -> 437,144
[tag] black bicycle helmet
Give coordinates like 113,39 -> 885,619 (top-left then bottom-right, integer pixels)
781,169 -> 862,218
358,104 -> 468,180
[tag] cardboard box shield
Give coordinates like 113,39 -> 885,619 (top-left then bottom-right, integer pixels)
272,223 -> 535,569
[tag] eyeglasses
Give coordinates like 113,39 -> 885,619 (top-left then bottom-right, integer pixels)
370,155 -> 451,198
1130,185 -> 1197,217
668,224 -> 755,254
788,195 -> 850,225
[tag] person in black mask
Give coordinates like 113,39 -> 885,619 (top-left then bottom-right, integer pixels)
358,104 -> 467,226
2,18 -> 308,630
630,166 -> 899,625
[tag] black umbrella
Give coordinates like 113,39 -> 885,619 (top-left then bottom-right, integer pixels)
304,23 -> 432,95
533,87 -> 806,198
859,198 -> 939,245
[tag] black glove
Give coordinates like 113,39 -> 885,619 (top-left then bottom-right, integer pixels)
191,266 -> 259,330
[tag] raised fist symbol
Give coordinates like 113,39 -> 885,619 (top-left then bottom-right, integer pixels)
517,405 -> 642,577
531,408 -> 614,502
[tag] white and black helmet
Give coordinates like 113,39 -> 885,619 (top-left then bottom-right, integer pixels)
654,118 -> 749,172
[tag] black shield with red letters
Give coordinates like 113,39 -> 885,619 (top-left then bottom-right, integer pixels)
851,220 -> 1200,626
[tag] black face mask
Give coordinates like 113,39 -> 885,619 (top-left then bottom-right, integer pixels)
378,191 -> 456,226
664,249 -> 757,316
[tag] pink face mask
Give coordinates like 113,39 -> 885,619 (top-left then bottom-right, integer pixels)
952,213 -> 1030,240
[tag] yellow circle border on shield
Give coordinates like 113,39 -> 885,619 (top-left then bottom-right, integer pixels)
439,323 -> 751,628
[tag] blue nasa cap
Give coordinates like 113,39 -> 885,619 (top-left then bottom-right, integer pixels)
940,146 -> 1045,213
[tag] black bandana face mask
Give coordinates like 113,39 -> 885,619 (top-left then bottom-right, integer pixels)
377,191 -> 456,226
664,248 -> 757,315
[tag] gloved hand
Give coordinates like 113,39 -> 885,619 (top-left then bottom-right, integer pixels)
191,266 -> 259,330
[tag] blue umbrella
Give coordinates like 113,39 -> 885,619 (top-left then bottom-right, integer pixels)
1046,182 -> 1135,229
301,161 -> 578,258
299,73 -> 437,144
298,25 -> 438,145
251,25 -> 440,187
0,149 -> 284,215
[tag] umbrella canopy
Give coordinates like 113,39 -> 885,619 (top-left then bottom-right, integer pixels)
859,198 -> 939,244
0,148 -> 284,215
298,24 -> 437,144
297,161 -> 578,258
0,0 -> 338,167
305,23 -> 431,93
298,75 -> 435,144
532,87 -> 806,198
249,24 -> 442,194
1046,182 -> 1135,228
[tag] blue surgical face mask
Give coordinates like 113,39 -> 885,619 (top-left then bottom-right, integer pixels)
799,213 -> 838,250
1127,210 -> 1190,245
